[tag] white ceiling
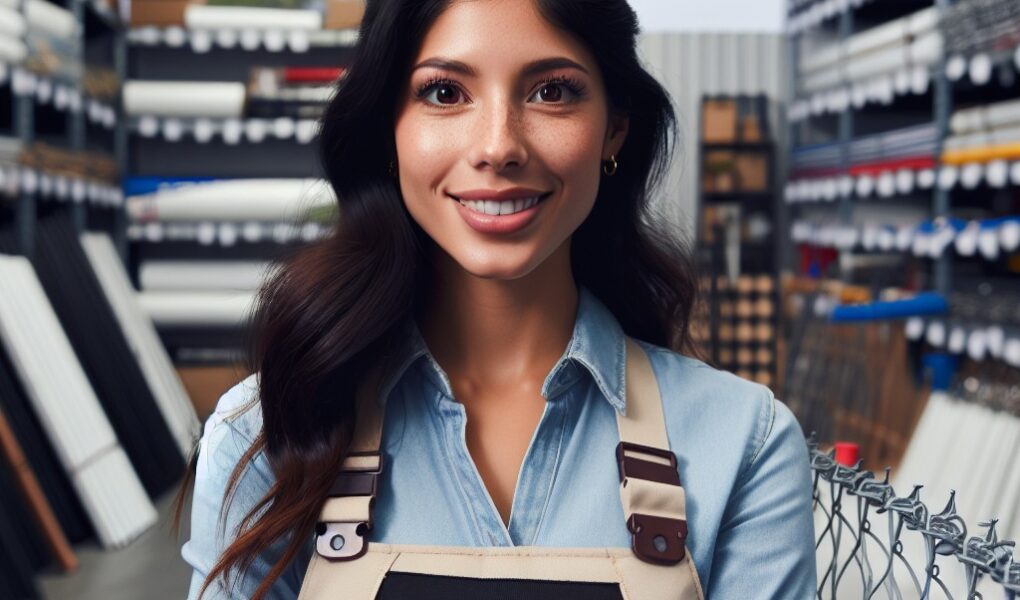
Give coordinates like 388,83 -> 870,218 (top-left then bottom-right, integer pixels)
628,0 -> 786,33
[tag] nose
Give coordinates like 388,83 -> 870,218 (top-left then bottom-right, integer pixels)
467,96 -> 529,173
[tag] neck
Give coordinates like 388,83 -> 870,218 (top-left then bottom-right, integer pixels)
416,241 -> 578,396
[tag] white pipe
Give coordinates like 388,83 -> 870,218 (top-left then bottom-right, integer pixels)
123,81 -> 247,118
184,5 -> 322,30
0,255 -> 157,548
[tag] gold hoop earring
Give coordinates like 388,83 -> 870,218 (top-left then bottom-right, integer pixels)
602,154 -> 618,176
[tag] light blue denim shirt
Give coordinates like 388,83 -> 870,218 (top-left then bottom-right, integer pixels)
182,286 -> 816,599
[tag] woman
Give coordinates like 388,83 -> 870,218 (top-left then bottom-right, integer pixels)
178,0 -> 817,598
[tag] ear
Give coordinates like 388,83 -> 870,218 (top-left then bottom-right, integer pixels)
603,111 -> 630,160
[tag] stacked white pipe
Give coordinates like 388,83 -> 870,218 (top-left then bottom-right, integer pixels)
127,178 -> 334,327
0,255 -> 157,549
790,6 -> 941,120
791,216 -> 1020,259
128,4 -> 358,54
892,389 -> 1020,595
124,80 -> 321,145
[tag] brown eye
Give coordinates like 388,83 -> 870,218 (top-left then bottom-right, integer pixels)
537,84 -> 563,102
419,81 -> 464,106
434,84 -> 461,104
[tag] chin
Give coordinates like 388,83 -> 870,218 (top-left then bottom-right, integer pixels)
454,251 -> 543,281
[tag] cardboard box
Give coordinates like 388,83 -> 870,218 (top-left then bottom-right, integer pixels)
131,0 -> 205,27
176,364 -> 247,421
325,0 -> 365,29
734,152 -> 769,191
739,115 -> 762,142
702,99 -> 738,143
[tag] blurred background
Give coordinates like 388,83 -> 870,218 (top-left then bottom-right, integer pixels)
1,0 -> 1019,598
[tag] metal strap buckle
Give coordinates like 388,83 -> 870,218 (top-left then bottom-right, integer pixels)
627,513 -> 688,564
330,451 -> 383,498
315,522 -> 370,561
315,451 -> 383,561
616,441 -> 681,486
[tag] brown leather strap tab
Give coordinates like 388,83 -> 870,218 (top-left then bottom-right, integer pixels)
330,471 -> 379,497
627,513 -> 688,564
616,441 -> 681,486
328,451 -> 383,498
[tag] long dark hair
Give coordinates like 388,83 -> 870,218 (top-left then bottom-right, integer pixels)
173,1 -> 698,598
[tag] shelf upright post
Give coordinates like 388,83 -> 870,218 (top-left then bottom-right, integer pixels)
15,83 -> 35,258
71,0 -> 87,233
837,7 -> 854,228
932,0 -> 953,295
112,25 -> 129,264
783,24 -> 799,277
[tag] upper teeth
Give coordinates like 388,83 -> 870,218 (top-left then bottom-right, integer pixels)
458,196 -> 542,216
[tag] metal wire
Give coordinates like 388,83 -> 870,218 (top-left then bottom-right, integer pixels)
809,435 -> 1020,599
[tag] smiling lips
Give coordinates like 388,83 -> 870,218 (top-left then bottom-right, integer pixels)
448,188 -> 552,234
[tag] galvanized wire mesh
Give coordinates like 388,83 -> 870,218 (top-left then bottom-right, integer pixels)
809,436 -> 1020,599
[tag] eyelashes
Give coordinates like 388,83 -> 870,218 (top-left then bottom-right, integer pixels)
413,75 -> 588,108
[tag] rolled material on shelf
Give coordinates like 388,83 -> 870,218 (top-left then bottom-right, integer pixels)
942,142 -> 1020,165
123,81 -> 246,118
24,0 -> 77,39
0,33 -> 28,64
829,292 -> 948,322
0,255 -> 157,549
80,233 -> 200,458
139,291 -> 257,328
127,178 -> 336,222
847,6 -> 938,57
951,98 -> 1020,135
0,6 -> 25,38
844,43 -> 910,81
140,260 -> 275,292
799,42 -> 842,75
184,5 -> 323,30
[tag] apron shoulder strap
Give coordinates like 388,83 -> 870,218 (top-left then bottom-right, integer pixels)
315,362 -> 388,561
315,335 -> 690,567
616,336 -> 689,565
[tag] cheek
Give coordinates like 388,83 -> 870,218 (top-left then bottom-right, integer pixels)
534,121 -> 604,215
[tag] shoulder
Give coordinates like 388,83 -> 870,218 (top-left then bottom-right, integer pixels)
195,373 -> 269,487
632,339 -> 804,481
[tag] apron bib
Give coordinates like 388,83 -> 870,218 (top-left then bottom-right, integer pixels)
297,336 -> 704,600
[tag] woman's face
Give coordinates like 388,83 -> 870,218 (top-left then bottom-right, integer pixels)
394,0 -> 628,281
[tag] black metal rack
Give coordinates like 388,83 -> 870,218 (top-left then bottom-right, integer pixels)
694,94 -> 781,389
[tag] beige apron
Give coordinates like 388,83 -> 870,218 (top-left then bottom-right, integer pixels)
297,336 -> 704,599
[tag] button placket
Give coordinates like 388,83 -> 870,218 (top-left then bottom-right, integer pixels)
506,391 -> 570,546
443,399 -> 514,546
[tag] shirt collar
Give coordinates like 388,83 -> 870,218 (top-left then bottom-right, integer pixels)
375,285 -> 628,415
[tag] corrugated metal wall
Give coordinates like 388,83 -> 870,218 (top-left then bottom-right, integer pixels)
636,32 -> 789,237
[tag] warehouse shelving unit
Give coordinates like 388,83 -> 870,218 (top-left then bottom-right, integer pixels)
786,0 -> 945,293
783,0 -> 1020,451
694,94 -> 781,390
786,0 -> 1020,300
2,0 -> 127,262
123,9 -> 357,361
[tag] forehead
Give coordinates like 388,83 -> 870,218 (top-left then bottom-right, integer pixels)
414,0 -> 593,71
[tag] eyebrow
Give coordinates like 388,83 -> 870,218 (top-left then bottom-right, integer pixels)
411,56 -> 589,78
